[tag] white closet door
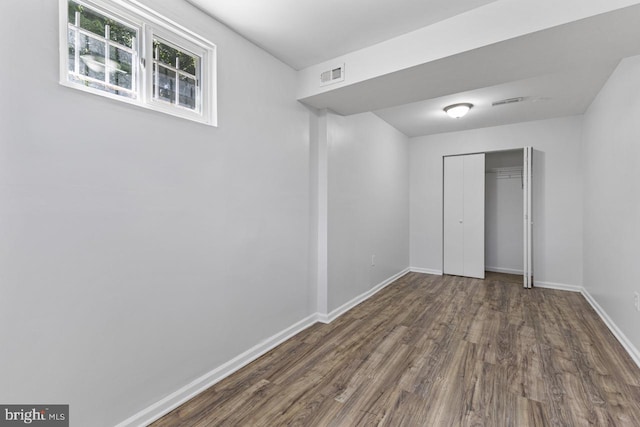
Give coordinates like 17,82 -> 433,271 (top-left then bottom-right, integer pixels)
523,147 -> 533,288
444,156 -> 464,276
443,153 -> 485,279
463,154 -> 485,279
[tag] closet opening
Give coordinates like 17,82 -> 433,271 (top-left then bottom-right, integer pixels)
485,149 -> 524,276
443,147 -> 533,288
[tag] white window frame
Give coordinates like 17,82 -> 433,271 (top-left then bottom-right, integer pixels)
59,0 -> 217,126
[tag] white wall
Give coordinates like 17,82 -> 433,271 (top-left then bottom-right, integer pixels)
410,116 -> 583,287
327,112 -> 410,312
0,1 -> 312,426
485,151 -> 524,274
582,55 -> 640,352
297,0 -> 640,100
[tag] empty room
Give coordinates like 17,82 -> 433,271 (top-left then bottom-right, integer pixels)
2,0 -> 640,426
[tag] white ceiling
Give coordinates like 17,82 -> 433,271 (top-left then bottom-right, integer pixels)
186,0 -> 498,70
374,65 -> 618,137
185,0 -> 640,137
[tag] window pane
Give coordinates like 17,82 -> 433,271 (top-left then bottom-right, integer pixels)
155,65 -> 176,103
179,53 -> 197,75
87,80 -> 107,92
154,39 -> 197,74
109,46 -> 132,89
109,23 -> 136,49
68,1 -> 77,24
106,85 -> 135,98
68,1 -> 88,30
63,0 -> 213,123
69,1 -> 135,48
78,33 -> 106,81
68,29 -> 76,72
68,73 -> 106,92
69,1 -> 106,37
179,75 -> 197,109
154,40 -> 177,66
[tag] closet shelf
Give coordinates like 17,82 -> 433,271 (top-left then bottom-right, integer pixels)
486,166 -> 523,179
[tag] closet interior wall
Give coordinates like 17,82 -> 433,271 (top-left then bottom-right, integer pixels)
485,150 -> 524,275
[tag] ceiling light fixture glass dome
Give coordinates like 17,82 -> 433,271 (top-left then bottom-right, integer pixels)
444,103 -> 473,118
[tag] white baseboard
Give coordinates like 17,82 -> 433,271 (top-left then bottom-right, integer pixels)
117,271 -> 640,427
534,280 -> 583,293
318,268 -> 411,324
580,289 -> 640,370
486,266 -> 524,275
409,267 -> 443,275
115,313 -> 320,427
534,281 -> 640,369
117,268 -> 413,426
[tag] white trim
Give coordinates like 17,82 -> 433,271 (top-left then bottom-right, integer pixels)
580,288 -> 640,369
115,0 -> 215,47
59,0 -> 217,126
115,272 -> 640,426
318,268 -> 411,324
534,280 -> 582,293
486,266 -> 524,275
115,313 -> 319,427
410,267 -> 443,275
533,281 -> 640,369
523,146 -> 533,289
117,268 -> 413,426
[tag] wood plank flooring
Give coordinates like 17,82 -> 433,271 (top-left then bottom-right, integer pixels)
151,272 -> 640,426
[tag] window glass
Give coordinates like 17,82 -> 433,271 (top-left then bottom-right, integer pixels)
109,46 -> 133,90
67,1 -> 137,98
152,38 -> 199,111
61,0 -> 216,125
69,1 -> 136,48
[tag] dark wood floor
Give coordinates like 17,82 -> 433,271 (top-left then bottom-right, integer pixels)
152,272 -> 640,426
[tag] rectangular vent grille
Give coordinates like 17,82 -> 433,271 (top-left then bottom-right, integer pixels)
320,63 -> 345,87
492,97 -> 526,107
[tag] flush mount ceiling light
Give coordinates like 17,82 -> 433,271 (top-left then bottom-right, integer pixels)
444,103 -> 473,119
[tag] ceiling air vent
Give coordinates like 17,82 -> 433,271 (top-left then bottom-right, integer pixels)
320,63 -> 345,87
492,97 -> 526,107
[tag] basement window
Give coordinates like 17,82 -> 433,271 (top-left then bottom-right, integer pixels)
59,0 -> 217,126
